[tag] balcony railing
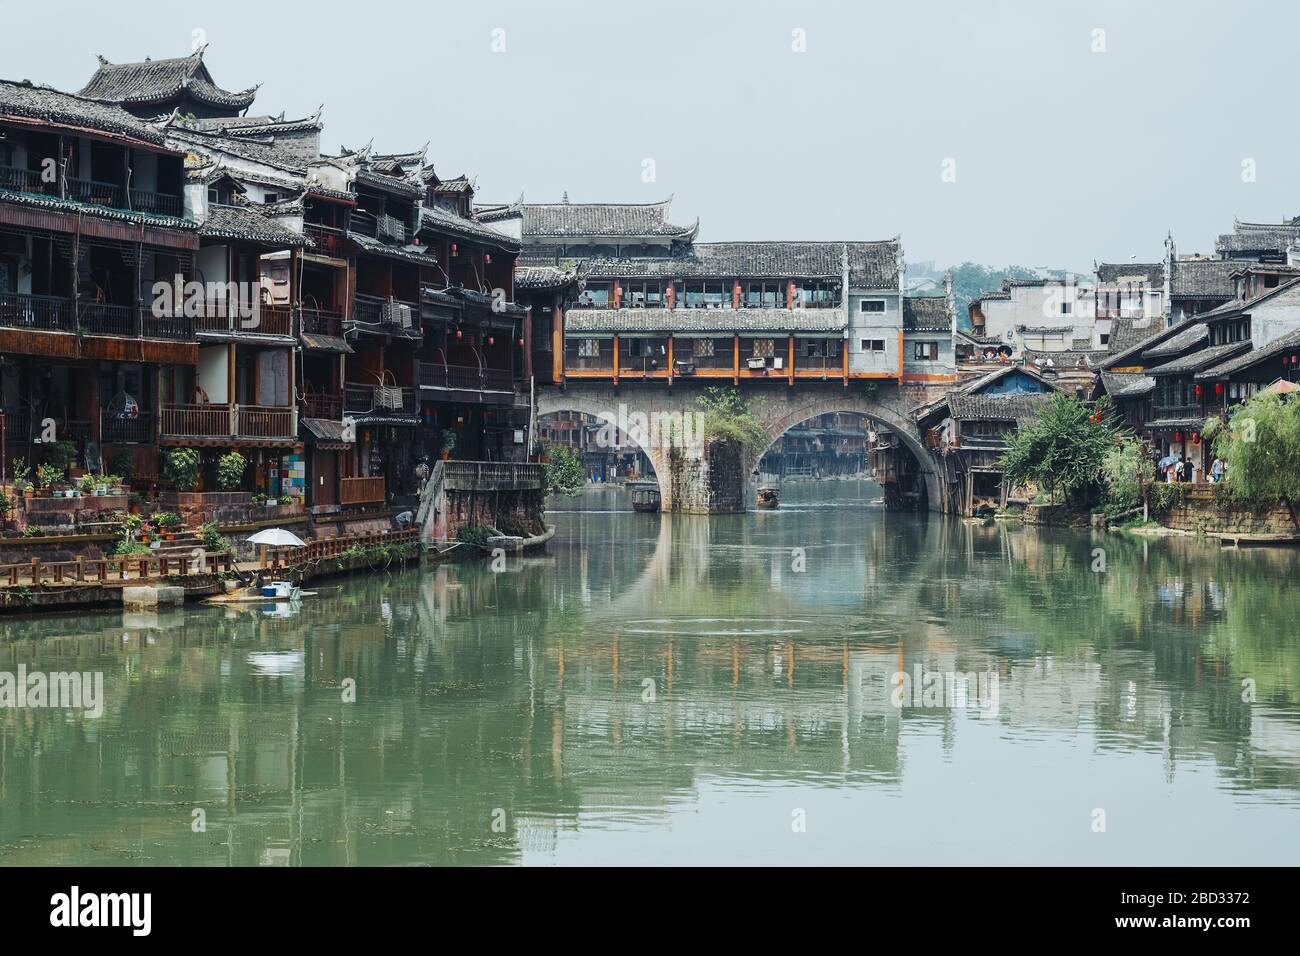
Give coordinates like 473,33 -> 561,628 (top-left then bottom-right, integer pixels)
160,404 -> 294,440
300,393 -> 344,420
196,303 -> 294,337
340,476 -> 386,505
300,307 -> 344,337
352,294 -> 419,331
0,292 -> 76,332
344,383 -> 417,414
0,165 -> 56,196
304,222 -> 345,257
140,309 -> 194,340
418,362 -> 514,392
101,410 -> 154,444
79,302 -> 136,336
66,177 -> 122,209
129,188 -> 183,218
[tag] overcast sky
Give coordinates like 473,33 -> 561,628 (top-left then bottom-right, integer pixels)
5,0 -> 1294,271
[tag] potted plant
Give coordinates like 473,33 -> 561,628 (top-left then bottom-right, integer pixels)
128,492 -> 144,515
79,474 -> 97,497
157,511 -> 182,540
36,463 -> 61,496
216,451 -> 247,492
11,458 -> 30,496
440,429 -> 457,461
162,447 -> 201,493
251,492 -> 266,506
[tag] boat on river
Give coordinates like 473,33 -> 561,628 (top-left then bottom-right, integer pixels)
204,580 -> 306,605
756,486 -> 780,509
628,481 -> 661,513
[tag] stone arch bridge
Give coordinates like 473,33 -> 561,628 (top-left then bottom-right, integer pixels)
537,381 -> 942,512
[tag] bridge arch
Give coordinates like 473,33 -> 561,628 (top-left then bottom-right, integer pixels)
538,382 -> 942,512
536,391 -> 674,507
741,389 -> 940,511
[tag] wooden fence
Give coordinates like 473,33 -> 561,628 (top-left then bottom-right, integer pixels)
1,552 -> 236,588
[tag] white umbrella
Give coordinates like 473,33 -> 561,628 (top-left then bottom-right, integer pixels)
246,528 -> 306,547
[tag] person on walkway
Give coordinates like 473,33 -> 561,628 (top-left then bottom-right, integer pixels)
1211,457 -> 1225,483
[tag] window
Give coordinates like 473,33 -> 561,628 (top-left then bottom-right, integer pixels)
263,192 -> 280,205
1266,274 -> 1280,288
580,283 -> 610,308
913,341 -> 939,361
859,299 -> 886,314
1100,333 -> 1109,346
694,338 -> 715,358
752,339 -> 775,358
1061,301 -> 1072,315
803,340 -> 825,358
861,339 -> 885,352
577,339 -> 600,358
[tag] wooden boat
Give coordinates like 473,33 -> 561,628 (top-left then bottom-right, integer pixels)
627,481 -> 661,513
756,487 -> 780,509
204,581 -> 306,605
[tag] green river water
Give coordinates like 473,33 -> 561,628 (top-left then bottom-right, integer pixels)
1,480 -> 1298,865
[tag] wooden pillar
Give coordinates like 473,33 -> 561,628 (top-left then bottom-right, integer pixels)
612,335 -> 619,383
667,336 -> 674,385
552,295 -> 564,384
897,330 -> 904,384
733,336 -> 740,384
842,336 -> 849,385
788,336 -> 795,385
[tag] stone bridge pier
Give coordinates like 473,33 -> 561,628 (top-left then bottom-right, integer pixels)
537,382 -> 941,513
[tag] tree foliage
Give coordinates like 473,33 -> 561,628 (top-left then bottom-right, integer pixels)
1000,393 -> 1122,507
163,447 -> 200,492
1205,392 -> 1300,506
543,442 -> 585,496
696,386 -> 767,449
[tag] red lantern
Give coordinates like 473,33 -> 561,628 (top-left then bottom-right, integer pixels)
518,337 -> 525,347
484,253 -> 492,264
1194,384 -> 1202,398
1215,383 -> 1224,395
450,243 -> 458,256
487,336 -> 495,346
455,328 -> 462,339
1193,432 -> 1201,445
1175,431 -> 1183,442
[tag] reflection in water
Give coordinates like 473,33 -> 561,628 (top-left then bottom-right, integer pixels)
1,481 -> 1298,865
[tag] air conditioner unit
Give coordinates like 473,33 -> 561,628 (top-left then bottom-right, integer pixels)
746,357 -> 767,370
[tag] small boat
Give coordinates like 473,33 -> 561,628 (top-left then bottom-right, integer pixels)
756,486 -> 780,509
627,480 -> 661,513
204,581 -> 306,605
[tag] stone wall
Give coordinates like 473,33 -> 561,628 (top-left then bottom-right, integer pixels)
1158,486 -> 1299,535
159,491 -> 303,527
442,488 -> 546,539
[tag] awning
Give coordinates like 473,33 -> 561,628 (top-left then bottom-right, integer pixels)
301,331 -> 353,353
301,417 -> 353,451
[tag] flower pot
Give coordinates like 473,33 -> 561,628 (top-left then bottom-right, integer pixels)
165,533 -> 175,541
439,452 -> 450,461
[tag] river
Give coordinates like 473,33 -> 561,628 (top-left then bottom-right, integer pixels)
1,480 -> 1298,865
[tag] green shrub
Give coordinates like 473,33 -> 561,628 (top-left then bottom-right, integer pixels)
163,448 -> 201,491
543,443 -> 585,495
216,451 -> 248,491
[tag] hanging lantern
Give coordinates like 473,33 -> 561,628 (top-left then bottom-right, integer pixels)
455,327 -> 463,339
1193,431 -> 1201,445
1194,384 -> 1202,398
487,336 -> 495,346
1175,431 -> 1183,443
450,243 -> 458,257
484,253 -> 492,264
518,337 -> 525,347
1215,382 -> 1224,395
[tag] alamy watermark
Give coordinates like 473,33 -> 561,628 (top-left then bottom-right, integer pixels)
890,664 -> 999,716
0,665 -> 104,718
591,403 -> 705,457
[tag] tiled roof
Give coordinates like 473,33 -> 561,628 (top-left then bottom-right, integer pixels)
584,240 -> 900,288
0,78 -> 166,144
1107,315 -> 1164,354
515,265 -> 582,292
565,307 -> 846,334
521,200 -> 697,239
79,51 -> 257,111
0,186 -> 193,229
417,204 -> 520,252
1023,346 -> 1108,367
947,392 -> 1054,422
355,167 -> 423,199
1214,219 -> 1300,257
1148,340 -> 1251,376
1143,323 -> 1207,358
191,112 -> 322,137
1099,371 -> 1154,399
1171,258 -> 1242,299
951,363 -> 1058,396
433,175 -> 473,194
903,295 -> 948,331
347,231 -> 438,266
300,332 -> 352,354
199,202 -> 308,247
1196,326 -> 1300,380
474,201 -> 522,224
163,121 -> 308,173
1096,262 -> 1163,285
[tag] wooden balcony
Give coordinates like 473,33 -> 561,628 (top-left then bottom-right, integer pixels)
301,307 -> 344,337
344,383 -> 417,415
352,294 -> 419,332
340,476 -> 386,505
196,303 -> 294,338
129,188 -> 183,218
304,223 -> 346,258
66,177 -> 123,209
300,393 -> 344,420
0,292 -> 76,333
0,165 -> 56,196
101,410 -> 154,444
419,362 -> 515,393
160,404 -> 295,443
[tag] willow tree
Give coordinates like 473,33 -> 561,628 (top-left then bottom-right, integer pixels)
1204,392 -> 1300,507
999,393 -> 1122,508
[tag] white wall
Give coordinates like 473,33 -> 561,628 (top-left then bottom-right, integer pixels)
197,346 -> 229,404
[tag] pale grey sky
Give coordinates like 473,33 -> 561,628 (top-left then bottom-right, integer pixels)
5,0 -> 1293,270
